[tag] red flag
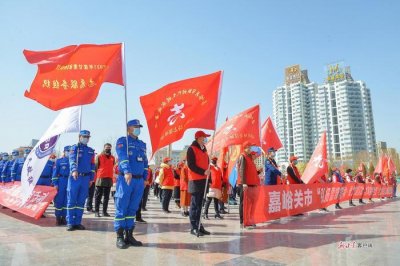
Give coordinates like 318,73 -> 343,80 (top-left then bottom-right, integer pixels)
357,162 -> 367,177
210,105 -> 260,152
24,43 -> 124,110
261,117 -> 283,153
140,71 -> 222,155
387,156 -> 397,175
301,131 -> 328,184
374,155 -> 387,175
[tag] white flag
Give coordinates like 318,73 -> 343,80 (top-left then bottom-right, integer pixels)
21,106 -> 81,204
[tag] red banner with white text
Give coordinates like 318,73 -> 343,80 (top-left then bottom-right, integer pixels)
243,183 -> 394,226
0,182 -> 57,219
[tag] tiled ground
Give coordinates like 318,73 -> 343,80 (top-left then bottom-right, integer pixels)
1,194 -> 399,266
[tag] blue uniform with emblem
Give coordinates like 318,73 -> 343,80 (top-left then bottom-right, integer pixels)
1,151 -> 19,183
67,131 -> 95,227
37,160 -> 55,186
114,120 -> 148,232
52,146 -> 70,219
11,149 -> 31,182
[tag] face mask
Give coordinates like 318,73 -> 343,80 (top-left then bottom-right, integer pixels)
132,128 -> 141,137
203,138 -> 208,144
104,149 -> 111,154
3,156 -> 8,161
50,159 -> 56,163
64,152 -> 69,157
293,160 -> 298,165
80,137 -> 89,145
270,152 -> 275,158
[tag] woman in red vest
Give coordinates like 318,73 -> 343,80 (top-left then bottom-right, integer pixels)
173,163 -> 183,209
94,143 -> 115,217
203,157 -> 224,219
180,160 -> 190,217
159,157 -> 175,213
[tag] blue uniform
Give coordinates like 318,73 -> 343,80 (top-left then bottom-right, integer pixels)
1,159 -> 15,183
52,156 -> 70,218
0,160 -> 5,181
67,143 -> 95,226
11,157 -> 26,182
264,158 -> 282,185
114,135 -> 148,231
37,160 -> 54,186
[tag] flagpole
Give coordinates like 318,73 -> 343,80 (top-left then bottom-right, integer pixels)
76,106 -> 83,177
122,42 -> 129,158
197,70 -> 223,237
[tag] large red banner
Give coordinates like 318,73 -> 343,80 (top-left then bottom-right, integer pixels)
0,182 -> 57,219
243,183 -> 394,226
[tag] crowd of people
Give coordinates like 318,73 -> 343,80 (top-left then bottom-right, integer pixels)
0,119 -> 398,249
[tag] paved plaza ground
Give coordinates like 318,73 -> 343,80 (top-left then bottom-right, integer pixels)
1,194 -> 399,266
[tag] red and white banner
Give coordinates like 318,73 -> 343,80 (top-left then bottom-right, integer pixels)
0,182 -> 57,219
243,183 -> 394,226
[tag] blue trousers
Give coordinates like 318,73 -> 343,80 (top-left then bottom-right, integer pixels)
37,177 -> 52,186
54,177 -> 68,218
67,175 -> 89,226
114,175 -> 144,231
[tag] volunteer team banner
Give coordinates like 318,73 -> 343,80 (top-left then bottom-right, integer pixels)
0,182 -> 57,219
243,183 -> 394,226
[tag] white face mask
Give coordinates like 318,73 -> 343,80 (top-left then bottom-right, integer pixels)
80,137 -> 89,145
64,152 -> 69,157
133,128 -> 141,137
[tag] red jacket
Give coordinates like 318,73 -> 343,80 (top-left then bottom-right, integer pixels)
210,165 -> 223,190
180,165 -> 189,191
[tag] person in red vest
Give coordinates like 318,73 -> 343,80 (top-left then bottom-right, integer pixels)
173,163 -> 183,209
332,167 -> 345,209
286,156 -> 304,184
186,130 -> 211,237
180,160 -> 190,217
219,161 -> 229,214
237,141 -> 261,229
153,167 -> 160,198
158,157 -> 175,213
203,156 -> 224,219
354,170 -> 366,204
94,143 -> 115,217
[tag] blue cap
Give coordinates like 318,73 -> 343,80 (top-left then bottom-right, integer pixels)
267,147 -> 277,153
24,149 -> 31,154
127,119 -> 143,128
12,150 -> 19,156
64,145 -> 71,152
79,130 -> 91,137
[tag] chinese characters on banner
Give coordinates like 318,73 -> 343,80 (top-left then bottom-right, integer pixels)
243,183 -> 394,226
0,182 -> 57,219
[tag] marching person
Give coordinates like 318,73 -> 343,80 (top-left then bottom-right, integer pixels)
180,160 -> 190,217
52,146 -> 70,226
94,143 -> 115,217
1,150 -> 19,183
173,163 -> 182,209
237,142 -> 261,229
354,170 -> 366,204
332,168 -> 345,209
203,156 -> 224,219
186,130 -> 211,237
286,156 -> 303,184
158,157 -> 175,214
37,155 -> 56,186
66,130 -> 95,231
264,147 -> 281,185
344,169 -> 356,206
11,149 -> 31,182
219,161 -> 229,214
114,119 -> 148,249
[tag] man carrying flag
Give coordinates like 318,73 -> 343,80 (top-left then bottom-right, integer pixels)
114,119 -> 148,249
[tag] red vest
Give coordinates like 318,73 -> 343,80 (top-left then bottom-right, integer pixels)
188,145 -> 209,181
96,154 -> 115,179
210,165 -> 222,189
162,166 -> 175,187
238,153 -> 259,186
146,168 -> 153,185
180,166 -> 189,190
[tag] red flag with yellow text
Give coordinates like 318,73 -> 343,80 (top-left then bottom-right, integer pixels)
261,117 -> 283,153
24,43 -> 124,110
210,105 -> 261,152
301,131 -> 328,184
140,71 -> 222,155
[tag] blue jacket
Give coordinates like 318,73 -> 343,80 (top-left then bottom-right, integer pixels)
52,156 -> 70,186
41,160 -> 55,177
116,135 -> 148,179
1,159 -> 15,182
264,158 -> 282,185
69,143 -> 95,181
11,157 -> 26,180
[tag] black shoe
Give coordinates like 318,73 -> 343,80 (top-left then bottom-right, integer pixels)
136,218 -> 147,224
294,213 -> 304,216
199,225 -> 210,235
67,225 -> 75,231
163,210 -> 171,214
74,224 -> 86,230
95,212 -> 101,217
335,204 -> 342,209
116,228 -> 128,249
202,214 -> 209,219
56,217 -> 62,226
215,214 -> 224,219
350,202 -> 356,207
125,229 -> 143,246
87,208 -> 94,212
359,200 -> 366,204
103,212 -> 111,217
220,210 -> 228,214
142,207 -> 147,211
61,217 -> 67,225
190,229 -> 204,237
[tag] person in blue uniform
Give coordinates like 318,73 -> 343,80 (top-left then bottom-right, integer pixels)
66,130 -> 95,231
11,149 -> 31,182
114,119 -> 148,249
37,157 -> 55,186
1,150 -> 19,183
0,153 -> 8,183
52,146 -> 71,226
264,147 -> 282,185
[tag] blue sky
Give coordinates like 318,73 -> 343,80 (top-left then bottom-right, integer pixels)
0,0 -> 399,157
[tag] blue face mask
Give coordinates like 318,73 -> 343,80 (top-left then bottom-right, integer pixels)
249,146 -> 261,156
3,156 -> 9,161
203,137 -> 208,144
80,137 -> 89,145
133,128 -> 141,137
